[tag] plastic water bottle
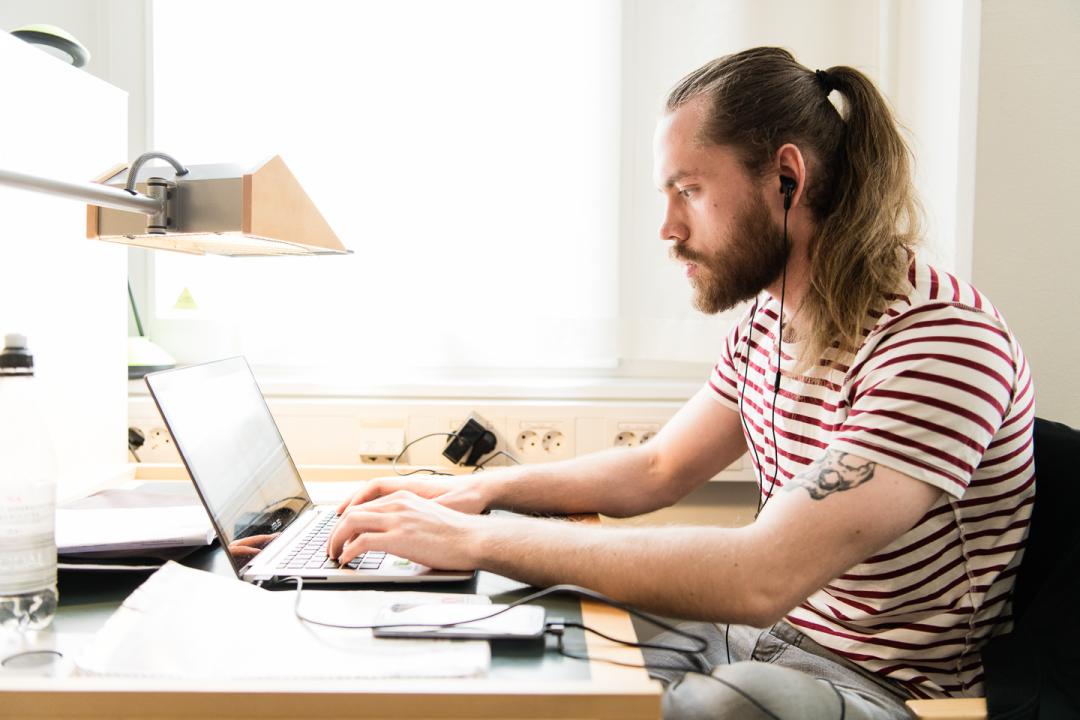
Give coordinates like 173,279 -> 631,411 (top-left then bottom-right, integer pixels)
0,334 -> 58,631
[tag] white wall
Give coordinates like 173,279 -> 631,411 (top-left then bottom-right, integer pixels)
972,0 -> 1080,426
0,0 -> 149,158
0,0 -> 154,336
0,31 -> 129,500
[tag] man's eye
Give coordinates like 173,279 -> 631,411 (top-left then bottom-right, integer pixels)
678,188 -> 695,199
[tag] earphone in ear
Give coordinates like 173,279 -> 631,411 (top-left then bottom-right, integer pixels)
779,175 -> 796,210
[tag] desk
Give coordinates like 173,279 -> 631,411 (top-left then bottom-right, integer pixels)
0,473 -> 662,719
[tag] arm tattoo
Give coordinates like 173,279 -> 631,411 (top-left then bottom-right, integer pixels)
784,450 -> 877,500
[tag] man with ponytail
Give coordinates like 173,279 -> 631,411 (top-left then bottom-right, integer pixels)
330,47 -> 1033,719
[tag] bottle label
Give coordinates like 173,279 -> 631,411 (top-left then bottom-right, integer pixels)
0,485 -> 56,594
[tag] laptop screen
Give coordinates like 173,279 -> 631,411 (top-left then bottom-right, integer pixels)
145,357 -> 312,574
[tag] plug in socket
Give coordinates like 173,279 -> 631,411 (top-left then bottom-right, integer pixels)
444,415 -> 497,466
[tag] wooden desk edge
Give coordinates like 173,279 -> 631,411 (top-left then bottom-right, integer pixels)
1,678 -> 660,720
906,697 -> 988,720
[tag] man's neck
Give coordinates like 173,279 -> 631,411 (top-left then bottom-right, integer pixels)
765,245 -> 811,334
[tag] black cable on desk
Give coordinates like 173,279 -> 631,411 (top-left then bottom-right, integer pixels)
286,577 -> 708,672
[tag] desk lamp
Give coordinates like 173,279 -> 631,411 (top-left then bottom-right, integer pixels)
0,150 -> 350,373
0,151 -> 350,256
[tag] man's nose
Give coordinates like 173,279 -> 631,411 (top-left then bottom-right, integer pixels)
659,215 -> 687,244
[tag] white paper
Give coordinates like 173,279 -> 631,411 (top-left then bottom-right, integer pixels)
56,506 -> 215,553
74,562 -> 491,679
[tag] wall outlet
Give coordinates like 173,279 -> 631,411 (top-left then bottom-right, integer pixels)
512,419 -> 573,460
541,429 -> 565,453
127,409 -> 181,463
357,427 -> 405,463
610,421 -> 661,448
146,426 -> 173,451
515,429 -> 540,453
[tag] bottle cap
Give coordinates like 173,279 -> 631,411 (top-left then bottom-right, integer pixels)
1,333 -> 34,371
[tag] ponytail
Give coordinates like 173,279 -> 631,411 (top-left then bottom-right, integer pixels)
802,64 -> 920,364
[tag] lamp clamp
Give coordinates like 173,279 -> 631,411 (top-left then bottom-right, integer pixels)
143,177 -> 177,235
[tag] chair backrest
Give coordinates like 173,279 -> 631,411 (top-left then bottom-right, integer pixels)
1011,417 -> 1080,621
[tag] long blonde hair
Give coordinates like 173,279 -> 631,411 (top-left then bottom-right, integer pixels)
667,47 -> 921,368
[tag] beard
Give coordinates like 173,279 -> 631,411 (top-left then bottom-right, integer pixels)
671,189 -> 788,314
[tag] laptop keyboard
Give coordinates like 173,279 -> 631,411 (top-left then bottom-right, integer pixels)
276,512 -> 386,572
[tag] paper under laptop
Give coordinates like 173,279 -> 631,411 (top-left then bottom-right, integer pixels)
145,357 -> 474,585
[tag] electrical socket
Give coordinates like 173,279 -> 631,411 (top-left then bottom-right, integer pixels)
541,429 -> 565,453
127,408 -> 181,462
515,429 -> 540,453
610,421 -> 661,448
512,420 -> 573,460
146,426 -> 173,451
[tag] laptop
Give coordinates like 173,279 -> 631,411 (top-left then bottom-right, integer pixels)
145,357 -> 474,585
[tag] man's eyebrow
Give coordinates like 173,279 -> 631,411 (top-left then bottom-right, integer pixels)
658,170 -> 698,191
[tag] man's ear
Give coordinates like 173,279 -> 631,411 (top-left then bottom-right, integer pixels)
774,143 -> 807,209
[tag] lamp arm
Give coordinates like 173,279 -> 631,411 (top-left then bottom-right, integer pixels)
124,152 -> 189,193
0,166 -> 162,215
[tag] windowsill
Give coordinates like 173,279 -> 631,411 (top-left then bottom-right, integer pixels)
128,365 -> 708,402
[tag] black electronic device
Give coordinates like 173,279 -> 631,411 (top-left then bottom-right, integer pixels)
442,415 -> 498,466
371,603 -> 547,640
779,175 -> 796,209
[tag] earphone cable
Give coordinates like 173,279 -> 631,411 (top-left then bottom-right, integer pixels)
739,301 -> 768,513
757,195 -> 790,517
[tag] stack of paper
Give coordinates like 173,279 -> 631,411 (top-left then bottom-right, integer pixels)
56,481 -> 215,560
75,562 -> 491,680
56,505 -> 214,554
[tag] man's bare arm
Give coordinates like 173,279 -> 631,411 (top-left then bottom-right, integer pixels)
477,453 -> 942,623
781,450 -> 876,499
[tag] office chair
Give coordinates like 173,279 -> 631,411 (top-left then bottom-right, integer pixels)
908,417 -> 1080,720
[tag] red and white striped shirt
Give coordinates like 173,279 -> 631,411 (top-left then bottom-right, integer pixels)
707,258 -> 1035,699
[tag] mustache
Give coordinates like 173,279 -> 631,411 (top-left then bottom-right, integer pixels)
669,245 -> 705,264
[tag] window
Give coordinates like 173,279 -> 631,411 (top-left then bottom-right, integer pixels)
150,0 -> 623,373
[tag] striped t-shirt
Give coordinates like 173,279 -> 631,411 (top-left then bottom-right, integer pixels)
707,258 -> 1035,699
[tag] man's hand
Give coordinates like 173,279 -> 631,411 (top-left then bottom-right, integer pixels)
329,490 -> 489,570
335,474 -> 490,516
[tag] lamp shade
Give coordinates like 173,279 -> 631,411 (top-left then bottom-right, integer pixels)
87,155 -> 349,256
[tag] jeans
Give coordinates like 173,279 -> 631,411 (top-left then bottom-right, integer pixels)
643,620 -> 915,720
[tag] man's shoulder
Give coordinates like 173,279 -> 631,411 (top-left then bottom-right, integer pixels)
843,259 -> 1026,388
868,259 -> 1014,344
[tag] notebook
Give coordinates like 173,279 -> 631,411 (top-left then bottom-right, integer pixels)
145,357 -> 474,585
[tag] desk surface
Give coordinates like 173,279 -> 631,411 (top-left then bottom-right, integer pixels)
0,477 -> 662,719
